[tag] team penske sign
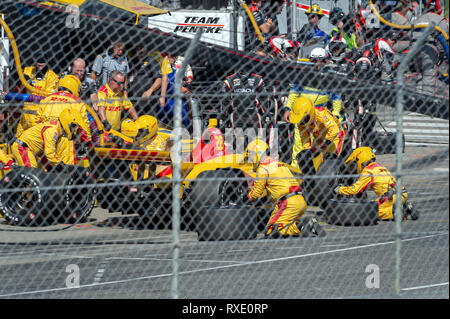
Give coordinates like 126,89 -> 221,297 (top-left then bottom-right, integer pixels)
173,16 -> 224,33
148,11 -> 244,50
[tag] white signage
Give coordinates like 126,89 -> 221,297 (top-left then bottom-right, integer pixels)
148,10 -> 244,50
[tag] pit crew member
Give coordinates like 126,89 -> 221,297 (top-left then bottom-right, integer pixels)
335,147 -> 419,220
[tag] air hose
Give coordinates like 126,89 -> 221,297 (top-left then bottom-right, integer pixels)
0,16 -> 105,146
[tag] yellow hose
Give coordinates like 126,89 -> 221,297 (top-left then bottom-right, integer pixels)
240,0 -> 265,46
0,16 -> 54,96
0,16 -> 105,146
368,0 -> 449,41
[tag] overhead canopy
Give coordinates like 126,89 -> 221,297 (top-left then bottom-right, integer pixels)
38,0 -> 167,17
99,0 -> 167,16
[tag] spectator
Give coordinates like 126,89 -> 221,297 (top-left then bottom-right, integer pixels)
62,58 -> 99,107
128,46 -> 164,114
168,55 -> 194,88
244,0 -> 276,55
91,41 -> 130,102
153,53 -> 191,129
330,9 -> 364,49
141,51 -> 174,112
297,4 -> 329,58
97,70 -> 138,131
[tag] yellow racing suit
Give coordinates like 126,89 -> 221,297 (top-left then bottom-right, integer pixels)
11,120 -> 63,168
36,91 -> 92,165
0,148 -> 14,178
97,84 -> 133,131
338,162 -> 408,220
17,66 -> 60,136
285,85 -> 344,168
293,106 -> 345,168
248,156 -> 307,237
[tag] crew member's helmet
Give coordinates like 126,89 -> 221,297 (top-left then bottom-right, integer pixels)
309,47 -> 329,62
59,108 -> 89,141
269,37 -> 300,60
353,56 -> 372,76
244,138 -> 269,165
344,147 -> 376,174
289,97 -> 315,126
327,38 -> 347,62
307,4 -> 324,17
121,115 -> 158,145
58,75 -> 81,97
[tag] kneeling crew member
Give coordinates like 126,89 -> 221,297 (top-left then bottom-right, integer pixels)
245,138 -> 318,237
335,147 -> 418,221
11,108 -> 90,169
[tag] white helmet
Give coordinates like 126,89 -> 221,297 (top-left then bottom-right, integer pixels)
309,47 -> 328,61
270,37 -> 300,60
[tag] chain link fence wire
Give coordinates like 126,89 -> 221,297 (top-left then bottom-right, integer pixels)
0,0 -> 448,299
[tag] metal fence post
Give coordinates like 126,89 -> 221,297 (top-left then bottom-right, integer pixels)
394,22 -> 436,295
171,29 -> 203,299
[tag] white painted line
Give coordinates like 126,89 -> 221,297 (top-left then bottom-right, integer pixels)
0,232 -> 446,298
433,168 -> 449,172
401,282 -> 449,291
106,256 -> 247,264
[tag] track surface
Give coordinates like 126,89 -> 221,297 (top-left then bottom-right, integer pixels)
0,145 -> 448,299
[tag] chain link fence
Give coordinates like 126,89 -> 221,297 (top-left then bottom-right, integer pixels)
0,0 -> 448,299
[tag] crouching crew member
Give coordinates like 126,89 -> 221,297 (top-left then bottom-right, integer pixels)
335,147 -> 419,221
245,138 -> 323,237
11,109 -> 90,169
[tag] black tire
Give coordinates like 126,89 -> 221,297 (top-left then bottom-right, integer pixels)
306,158 -> 344,210
0,167 -> 66,226
195,205 -> 258,241
188,169 -> 249,209
325,198 -> 379,226
61,166 -> 96,224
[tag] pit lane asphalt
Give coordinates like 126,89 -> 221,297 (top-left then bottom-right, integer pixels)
0,145 -> 448,299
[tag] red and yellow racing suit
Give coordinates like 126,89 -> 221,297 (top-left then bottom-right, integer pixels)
285,87 -> 344,168
11,121 -> 63,168
0,148 -> 14,177
338,162 -> 408,220
294,106 -> 345,168
97,84 -> 133,131
36,91 -> 92,165
249,156 -> 307,236
17,66 -> 60,137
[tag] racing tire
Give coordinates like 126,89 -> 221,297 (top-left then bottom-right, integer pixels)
195,205 -> 258,241
325,198 -> 379,226
60,166 -> 96,224
305,158 -> 344,210
0,167 -> 69,226
187,169 -> 249,230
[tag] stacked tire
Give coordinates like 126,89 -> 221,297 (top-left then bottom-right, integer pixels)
0,166 -> 96,226
325,199 -> 379,226
188,170 -> 258,241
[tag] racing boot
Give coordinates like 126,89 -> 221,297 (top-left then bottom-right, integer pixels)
299,216 -> 326,237
264,223 -> 284,239
403,202 -> 420,221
